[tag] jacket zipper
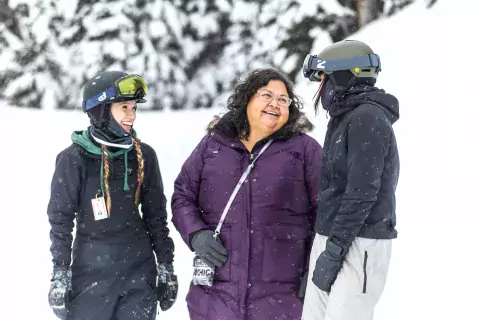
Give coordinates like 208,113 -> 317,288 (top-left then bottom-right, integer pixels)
363,251 -> 368,294
240,152 -> 254,318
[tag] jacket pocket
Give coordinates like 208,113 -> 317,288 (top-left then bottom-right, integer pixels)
261,225 -> 309,283
71,281 -> 98,301
362,251 -> 368,294
208,225 -> 232,282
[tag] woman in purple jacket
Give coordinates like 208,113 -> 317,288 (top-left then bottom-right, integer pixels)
172,68 -> 323,320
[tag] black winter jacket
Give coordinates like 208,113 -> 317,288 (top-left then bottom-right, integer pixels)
316,86 -> 400,253
47,130 -> 174,267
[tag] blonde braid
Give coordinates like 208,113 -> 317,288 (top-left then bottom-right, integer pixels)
133,137 -> 144,206
101,144 -> 112,214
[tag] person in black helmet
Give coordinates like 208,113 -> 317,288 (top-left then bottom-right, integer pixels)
47,71 -> 178,320
300,40 -> 400,320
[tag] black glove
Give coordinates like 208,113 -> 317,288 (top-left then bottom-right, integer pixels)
190,229 -> 228,268
48,267 -> 71,320
297,272 -> 308,300
157,263 -> 178,311
312,239 -> 347,293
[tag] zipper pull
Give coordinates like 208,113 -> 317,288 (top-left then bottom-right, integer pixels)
249,153 -> 255,167
249,153 -> 256,169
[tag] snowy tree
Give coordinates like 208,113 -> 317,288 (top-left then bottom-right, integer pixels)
0,0 -> 430,110
205,0 -> 356,109
258,0 -> 356,81
355,0 -> 384,27
175,0 -> 234,109
0,0 -> 68,109
338,0 -> 424,27
0,0 -> 25,40
426,0 -> 437,9
49,0 -> 191,110
384,0 -> 415,15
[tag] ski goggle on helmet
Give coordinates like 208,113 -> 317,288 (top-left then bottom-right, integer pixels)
302,53 -> 382,82
82,74 -> 148,112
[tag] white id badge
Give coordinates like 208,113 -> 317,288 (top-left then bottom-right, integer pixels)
91,196 -> 109,221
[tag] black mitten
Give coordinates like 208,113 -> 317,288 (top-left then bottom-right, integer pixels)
312,238 -> 348,292
48,267 -> 71,319
157,264 -> 178,311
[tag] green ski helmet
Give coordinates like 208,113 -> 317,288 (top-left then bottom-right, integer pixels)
303,40 -> 381,87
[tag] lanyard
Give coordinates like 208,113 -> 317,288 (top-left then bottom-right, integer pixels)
213,139 -> 273,238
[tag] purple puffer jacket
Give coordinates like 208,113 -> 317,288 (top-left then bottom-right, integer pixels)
171,113 -> 323,320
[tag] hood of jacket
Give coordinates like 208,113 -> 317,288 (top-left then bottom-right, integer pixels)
71,129 -> 134,195
326,85 -> 400,125
206,110 -> 315,141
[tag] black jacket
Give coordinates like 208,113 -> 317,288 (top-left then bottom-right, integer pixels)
315,86 -> 400,252
47,130 -> 174,267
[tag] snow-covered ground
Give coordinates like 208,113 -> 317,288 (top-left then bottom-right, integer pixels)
1,0 -> 478,319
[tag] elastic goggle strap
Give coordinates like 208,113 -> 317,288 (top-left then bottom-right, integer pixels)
82,87 -> 117,112
305,54 -> 381,76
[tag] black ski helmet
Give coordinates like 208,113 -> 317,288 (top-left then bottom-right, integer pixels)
82,71 -> 147,112
82,71 -> 147,141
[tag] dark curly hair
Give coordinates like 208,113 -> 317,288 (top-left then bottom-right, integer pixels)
226,68 -> 310,140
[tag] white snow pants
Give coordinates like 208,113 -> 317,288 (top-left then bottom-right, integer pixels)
302,234 -> 392,320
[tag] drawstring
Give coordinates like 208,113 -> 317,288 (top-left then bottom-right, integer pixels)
123,150 -> 129,191
99,149 -> 130,196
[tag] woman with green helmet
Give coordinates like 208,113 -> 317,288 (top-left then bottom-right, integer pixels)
301,40 -> 400,320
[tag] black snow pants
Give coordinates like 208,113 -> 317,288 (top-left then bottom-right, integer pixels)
67,238 -> 157,320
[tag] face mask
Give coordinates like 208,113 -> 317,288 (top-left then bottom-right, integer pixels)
88,104 -> 133,147
320,78 -> 338,110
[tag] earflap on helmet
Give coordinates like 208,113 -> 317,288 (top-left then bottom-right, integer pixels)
87,103 -> 110,129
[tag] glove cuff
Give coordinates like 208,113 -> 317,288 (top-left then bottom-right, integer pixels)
51,267 -> 71,281
157,263 -> 175,283
53,265 -> 70,271
326,238 -> 348,259
157,263 -> 174,273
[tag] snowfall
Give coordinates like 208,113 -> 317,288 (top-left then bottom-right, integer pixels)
0,0 -> 478,319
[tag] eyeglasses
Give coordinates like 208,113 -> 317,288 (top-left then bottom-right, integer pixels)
256,90 -> 292,108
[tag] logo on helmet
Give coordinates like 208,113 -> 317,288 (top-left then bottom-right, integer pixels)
316,59 -> 326,69
98,92 -> 106,102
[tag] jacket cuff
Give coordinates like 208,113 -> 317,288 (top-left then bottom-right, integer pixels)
176,216 -> 208,251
